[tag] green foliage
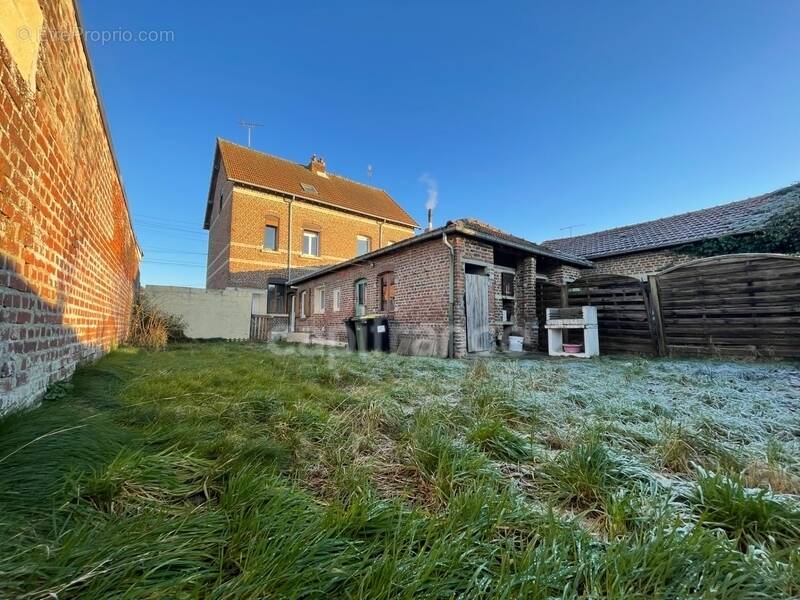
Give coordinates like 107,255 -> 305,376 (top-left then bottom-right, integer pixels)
678,202 -> 800,257
690,471 -> 800,550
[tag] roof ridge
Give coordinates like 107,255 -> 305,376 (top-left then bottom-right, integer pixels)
544,182 -> 800,245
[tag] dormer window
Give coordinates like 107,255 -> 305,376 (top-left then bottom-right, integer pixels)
300,183 -> 318,195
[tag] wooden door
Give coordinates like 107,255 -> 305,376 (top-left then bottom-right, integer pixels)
465,273 -> 492,352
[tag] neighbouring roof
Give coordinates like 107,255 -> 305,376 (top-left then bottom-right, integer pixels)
203,139 -> 419,229
289,218 -> 591,285
542,183 -> 800,259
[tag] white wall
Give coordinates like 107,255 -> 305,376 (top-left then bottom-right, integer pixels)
144,285 -> 258,340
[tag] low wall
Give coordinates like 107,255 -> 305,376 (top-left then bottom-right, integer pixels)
144,286 -> 256,340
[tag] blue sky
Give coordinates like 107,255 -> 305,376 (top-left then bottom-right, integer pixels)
81,1 -> 800,287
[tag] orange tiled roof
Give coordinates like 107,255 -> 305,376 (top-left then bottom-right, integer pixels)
207,139 -> 419,228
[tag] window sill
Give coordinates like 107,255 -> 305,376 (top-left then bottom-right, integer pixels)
300,254 -> 322,259
260,248 -> 280,254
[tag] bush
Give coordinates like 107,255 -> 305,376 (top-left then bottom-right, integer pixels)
127,293 -> 185,351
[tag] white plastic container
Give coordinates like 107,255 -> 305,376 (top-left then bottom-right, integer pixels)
508,336 -> 524,352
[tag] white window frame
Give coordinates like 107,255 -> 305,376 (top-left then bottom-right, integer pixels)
303,230 -> 320,257
332,288 -> 341,312
314,286 -> 325,314
356,235 -> 371,256
300,290 -> 308,318
355,278 -> 367,316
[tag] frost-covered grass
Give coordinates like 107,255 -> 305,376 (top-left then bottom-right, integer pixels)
1,342 -> 799,598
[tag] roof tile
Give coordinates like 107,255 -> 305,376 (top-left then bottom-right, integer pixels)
214,139 -> 419,227
543,184 -> 800,258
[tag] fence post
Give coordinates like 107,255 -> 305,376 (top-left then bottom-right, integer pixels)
647,275 -> 667,356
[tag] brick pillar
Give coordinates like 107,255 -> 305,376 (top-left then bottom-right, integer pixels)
516,256 -> 538,350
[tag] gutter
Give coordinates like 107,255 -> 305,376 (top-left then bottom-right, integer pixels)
442,233 -> 455,358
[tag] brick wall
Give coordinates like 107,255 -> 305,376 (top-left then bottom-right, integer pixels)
206,181 -> 416,289
293,233 -> 546,358
293,236 -> 452,356
586,248 -> 693,278
0,0 -> 140,413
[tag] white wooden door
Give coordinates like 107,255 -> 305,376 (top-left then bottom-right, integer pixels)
465,273 -> 491,352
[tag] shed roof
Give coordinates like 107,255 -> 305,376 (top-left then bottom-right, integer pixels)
289,218 -> 591,285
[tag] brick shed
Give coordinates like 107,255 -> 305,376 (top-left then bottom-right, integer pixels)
0,0 -> 140,413
289,220 -> 590,357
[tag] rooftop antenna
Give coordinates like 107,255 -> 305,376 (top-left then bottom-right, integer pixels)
367,164 -> 374,181
239,120 -> 264,148
559,224 -> 585,238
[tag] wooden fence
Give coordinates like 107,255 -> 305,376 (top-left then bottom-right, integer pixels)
565,274 -> 657,355
250,315 -> 271,341
537,253 -> 800,358
650,254 -> 800,358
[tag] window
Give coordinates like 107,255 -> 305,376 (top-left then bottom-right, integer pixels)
300,290 -> 308,318
355,279 -> 367,316
300,182 -> 318,194
501,273 -> 515,297
303,230 -> 320,256
314,287 -> 325,314
267,283 -> 287,314
379,272 -> 396,312
356,235 -> 371,256
333,288 -> 342,312
263,225 -> 278,251
251,293 -> 267,316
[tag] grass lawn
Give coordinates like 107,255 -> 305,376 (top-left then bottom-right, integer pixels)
1,343 -> 800,598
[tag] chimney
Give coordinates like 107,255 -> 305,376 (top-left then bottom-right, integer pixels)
427,207 -> 433,231
309,154 -> 326,175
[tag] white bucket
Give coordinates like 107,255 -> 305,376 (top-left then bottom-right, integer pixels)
508,336 -> 524,352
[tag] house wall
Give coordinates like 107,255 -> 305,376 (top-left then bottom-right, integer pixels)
292,237 -> 452,356
208,183 -> 416,289
293,234 -> 545,358
205,161 -> 234,289
0,0 -> 140,414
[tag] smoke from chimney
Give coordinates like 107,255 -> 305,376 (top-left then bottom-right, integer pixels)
419,173 -> 438,231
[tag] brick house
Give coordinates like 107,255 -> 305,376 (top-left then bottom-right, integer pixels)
543,183 -> 800,280
1,0 -> 140,412
203,140 -> 419,311
288,219 -> 590,357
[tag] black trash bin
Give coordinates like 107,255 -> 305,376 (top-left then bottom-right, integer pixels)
344,319 -> 358,351
369,316 -> 390,352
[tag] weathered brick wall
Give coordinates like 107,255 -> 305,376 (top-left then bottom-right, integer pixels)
585,248 -> 693,278
0,0 -> 140,413
293,237 -> 452,355
292,233 -> 547,358
207,182 -> 415,289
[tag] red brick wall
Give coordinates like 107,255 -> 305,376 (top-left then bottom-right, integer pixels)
293,237 -> 452,355
0,0 -> 140,413
293,233 -> 545,357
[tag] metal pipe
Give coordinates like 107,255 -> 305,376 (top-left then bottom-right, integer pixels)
442,232 -> 455,358
287,195 -> 295,279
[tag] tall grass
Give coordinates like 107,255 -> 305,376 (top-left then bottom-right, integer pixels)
127,293 -> 185,350
1,344 -> 798,598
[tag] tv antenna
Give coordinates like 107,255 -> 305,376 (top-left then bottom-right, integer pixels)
239,120 -> 264,148
559,224 -> 585,238
367,164 -> 374,181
